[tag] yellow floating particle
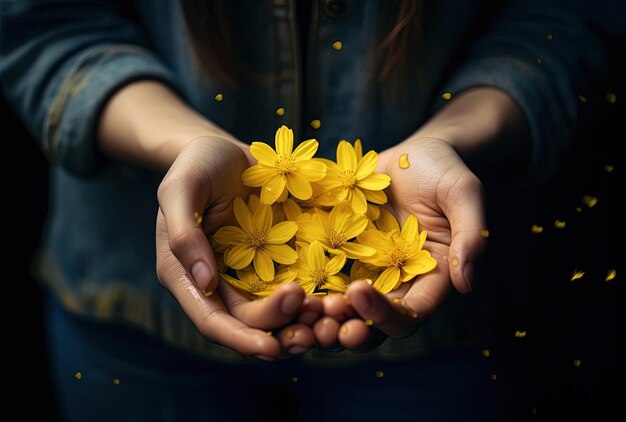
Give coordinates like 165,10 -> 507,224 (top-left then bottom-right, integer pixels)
75,372 -> 82,380
291,376 -> 298,383
214,93 -> 223,102
398,153 -> 410,169
450,256 -> 459,267
341,326 -> 348,335
113,378 -> 120,385
514,330 -> 527,338
604,164 -> 614,173
265,331 -> 273,336
531,225 -> 544,234
365,279 -> 373,286
490,374 -> 497,381
193,211 -> 203,226
375,370 -> 384,378
275,107 -> 285,116
574,207 -> 582,213
582,195 -> 598,208
605,269 -> 617,282
203,290 -> 213,297
441,92 -> 452,101
310,119 -> 321,129
332,41 -> 343,51
573,359 -> 582,367
554,219 -> 566,229
536,57 -> 542,64
482,349 -> 491,358
481,229 -> 490,239
577,94 -> 587,103
364,319 -> 373,327
606,93 -> 617,104
286,329 -> 295,339
570,270 -> 585,281
546,33 -> 553,40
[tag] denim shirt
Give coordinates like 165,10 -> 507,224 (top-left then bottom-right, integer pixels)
0,0 -> 606,362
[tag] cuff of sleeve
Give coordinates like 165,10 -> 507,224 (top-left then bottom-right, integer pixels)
45,46 -> 179,177
437,57 -> 569,184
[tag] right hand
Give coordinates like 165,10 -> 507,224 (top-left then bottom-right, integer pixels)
156,137 -> 318,359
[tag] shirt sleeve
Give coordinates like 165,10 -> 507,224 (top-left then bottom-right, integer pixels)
438,0 -> 608,183
0,0 -> 179,177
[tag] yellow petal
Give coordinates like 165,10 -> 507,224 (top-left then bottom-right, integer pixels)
342,214 -> 369,239
376,208 -> 400,233
356,173 -> 391,190
373,267 -> 401,294
225,244 -> 255,269
357,229 -> 387,247
294,159 -> 327,181
275,268 -> 297,284
297,278 -> 317,295
403,251 -> 437,275
363,188 -> 388,204
401,215 -> 418,242
282,198 -> 302,221
220,272 -> 253,295
242,164 -> 270,187
266,221 -> 298,244
276,186 -> 288,203
296,220 -> 327,243
253,203 -> 273,235
276,125 -> 293,156
292,139 -> 319,161
307,241 -> 326,270
264,244 -> 298,265
340,241 -> 376,259
349,187 -> 368,214
325,251 -> 347,275
330,201 -> 352,231
418,230 -> 427,250
253,249 -> 275,281
354,150 -> 378,180
247,194 -> 260,214
366,204 -> 381,221
323,275 -> 349,293
260,173 -> 286,204
354,139 -> 363,161
233,197 -> 254,233
213,226 -> 247,246
336,140 -> 357,171
250,142 -> 278,167
286,172 -> 313,200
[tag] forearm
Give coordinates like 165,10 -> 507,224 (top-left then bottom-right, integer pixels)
408,87 -> 531,181
98,80 -> 243,170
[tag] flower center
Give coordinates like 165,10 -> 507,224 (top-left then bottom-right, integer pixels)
328,230 -> 346,248
274,154 -> 296,175
311,268 -> 327,285
339,170 -> 357,188
387,248 -> 407,268
246,230 -> 267,249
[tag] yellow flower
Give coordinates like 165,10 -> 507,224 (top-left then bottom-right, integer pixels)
214,197 -> 298,281
357,215 -> 437,294
297,201 -> 375,259
350,259 -> 381,283
315,140 -> 390,214
221,267 -> 296,298
242,125 -> 327,204
291,241 -> 349,294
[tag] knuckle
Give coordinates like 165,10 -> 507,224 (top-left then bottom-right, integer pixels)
168,229 -> 195,257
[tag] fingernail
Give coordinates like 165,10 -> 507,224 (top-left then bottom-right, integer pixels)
288,346 -> 308,355
281,293 -> 300,314
191,261 -> 211,289
463,262 -> 475,292
254,355 -> 275,361
351,291 -> 372,312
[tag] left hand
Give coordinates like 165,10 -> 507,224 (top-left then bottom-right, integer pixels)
315,137 -> 487,351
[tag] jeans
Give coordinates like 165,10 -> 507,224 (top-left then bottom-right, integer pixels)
46,297 -> 496,421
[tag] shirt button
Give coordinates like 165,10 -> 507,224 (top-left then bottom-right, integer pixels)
324,0 -> 346,17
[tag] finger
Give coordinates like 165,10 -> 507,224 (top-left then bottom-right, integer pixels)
277,323 -> 316,355
218,281 -> 305,329
156,213 -> 281,359
337,319 -> 370,350
438,170 -> 486,293
157,164 -> 217,292
298,295 -> 324,326
345,248 -> 451,338
313,316 -> 341,348
322,293 -> 355,322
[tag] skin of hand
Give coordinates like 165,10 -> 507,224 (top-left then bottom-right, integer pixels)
98,81 -> 318,359
313,87 -> 529,351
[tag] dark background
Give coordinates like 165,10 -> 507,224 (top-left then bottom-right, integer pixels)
4,40 -> 624,422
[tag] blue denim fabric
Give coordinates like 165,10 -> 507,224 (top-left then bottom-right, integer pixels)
46,297 -> 497,422
0,0 -> 607,359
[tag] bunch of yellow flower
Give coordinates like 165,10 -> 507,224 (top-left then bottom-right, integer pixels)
213,125 -> 437,298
